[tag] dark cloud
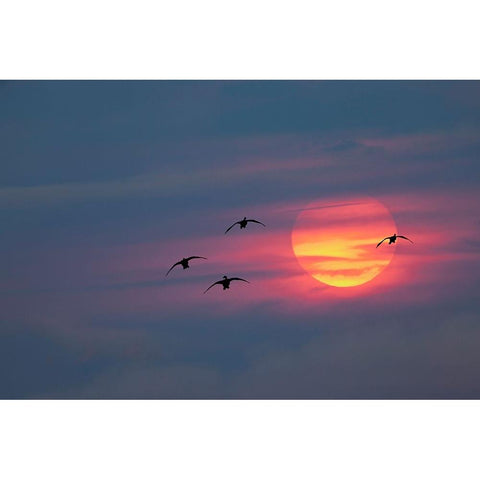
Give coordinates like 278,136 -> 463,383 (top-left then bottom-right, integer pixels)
37,307 -> 480,399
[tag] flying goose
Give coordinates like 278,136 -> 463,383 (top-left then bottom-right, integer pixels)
203,275 -> 250,293
225,217 -> 266,234
165,256 -> 207,276
376,234 -> 413,248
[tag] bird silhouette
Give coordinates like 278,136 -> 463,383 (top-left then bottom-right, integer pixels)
376,233 -> 413,248
165,256 -> 207,276
203,275 -> 250,293
225,217 -> 266,234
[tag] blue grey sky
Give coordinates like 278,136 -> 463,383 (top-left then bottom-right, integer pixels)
1,81 -> 480,398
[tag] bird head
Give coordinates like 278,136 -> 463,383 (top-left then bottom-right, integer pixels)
223,275 -> 227,279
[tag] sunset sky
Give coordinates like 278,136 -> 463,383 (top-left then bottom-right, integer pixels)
1,80 -> 480,398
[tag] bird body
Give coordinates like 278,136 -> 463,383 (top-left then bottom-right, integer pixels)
225,217 -> 266,234
165,256 -> 207,276
203,275 -> 250,293
376,234 -> 413,248
179,258 -> 191,269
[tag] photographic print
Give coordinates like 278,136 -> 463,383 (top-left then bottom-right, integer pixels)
1,80 -> 479,399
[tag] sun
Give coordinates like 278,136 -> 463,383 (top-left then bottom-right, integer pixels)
291,197 -> 397,287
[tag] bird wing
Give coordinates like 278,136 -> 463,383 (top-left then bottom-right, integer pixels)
376,237 -> 389,248
225,222 -> 240,234
229,277 -> 250,283
203,281 -> 222,294
165,261 -> 182,276
246,219 -> 266,227
186,256 -> 207,261
397,235 -> 413,244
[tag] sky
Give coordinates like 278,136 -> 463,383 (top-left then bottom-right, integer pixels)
1,80 -> 480,399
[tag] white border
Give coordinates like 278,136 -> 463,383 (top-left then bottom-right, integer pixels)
2,2 -> 480,478
1,0 -> 479,79
1,400 -> 480,479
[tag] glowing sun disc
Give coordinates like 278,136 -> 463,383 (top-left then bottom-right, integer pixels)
291,197 -> 397,287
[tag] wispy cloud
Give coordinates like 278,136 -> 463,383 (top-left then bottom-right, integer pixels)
3,126 -> 478,210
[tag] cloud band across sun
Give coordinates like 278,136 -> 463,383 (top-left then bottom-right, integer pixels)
291,198 -> 397,287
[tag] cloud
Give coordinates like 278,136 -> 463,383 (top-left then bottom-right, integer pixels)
48,365 -> 224,399
0,171 -> 227,209
2,82 -> 480,399
3,186 -> 478,329
40,309 -> 480,399
2,126 -> 479,210
231,312 -> 480,399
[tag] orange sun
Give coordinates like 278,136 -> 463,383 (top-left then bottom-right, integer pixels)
291,197 -> 397,287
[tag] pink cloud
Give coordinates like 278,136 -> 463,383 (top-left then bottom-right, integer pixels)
92,189 -> 478,311
5,185 -> 478,327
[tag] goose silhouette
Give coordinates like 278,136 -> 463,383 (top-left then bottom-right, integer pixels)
376,234 -> 413,248
225,217 -> 266,234
165,256 -> 207,276
203,275 -> 250,293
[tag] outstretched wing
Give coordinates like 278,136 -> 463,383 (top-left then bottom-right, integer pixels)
165,261 -> 181,276
397,235 -> 413,244
229,277 -> 250,284
376,237 -> 389,248
225,222 -> 240,234
246,219 -> 266,227
186,256 -> 207,261
203,281 -> 222,294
